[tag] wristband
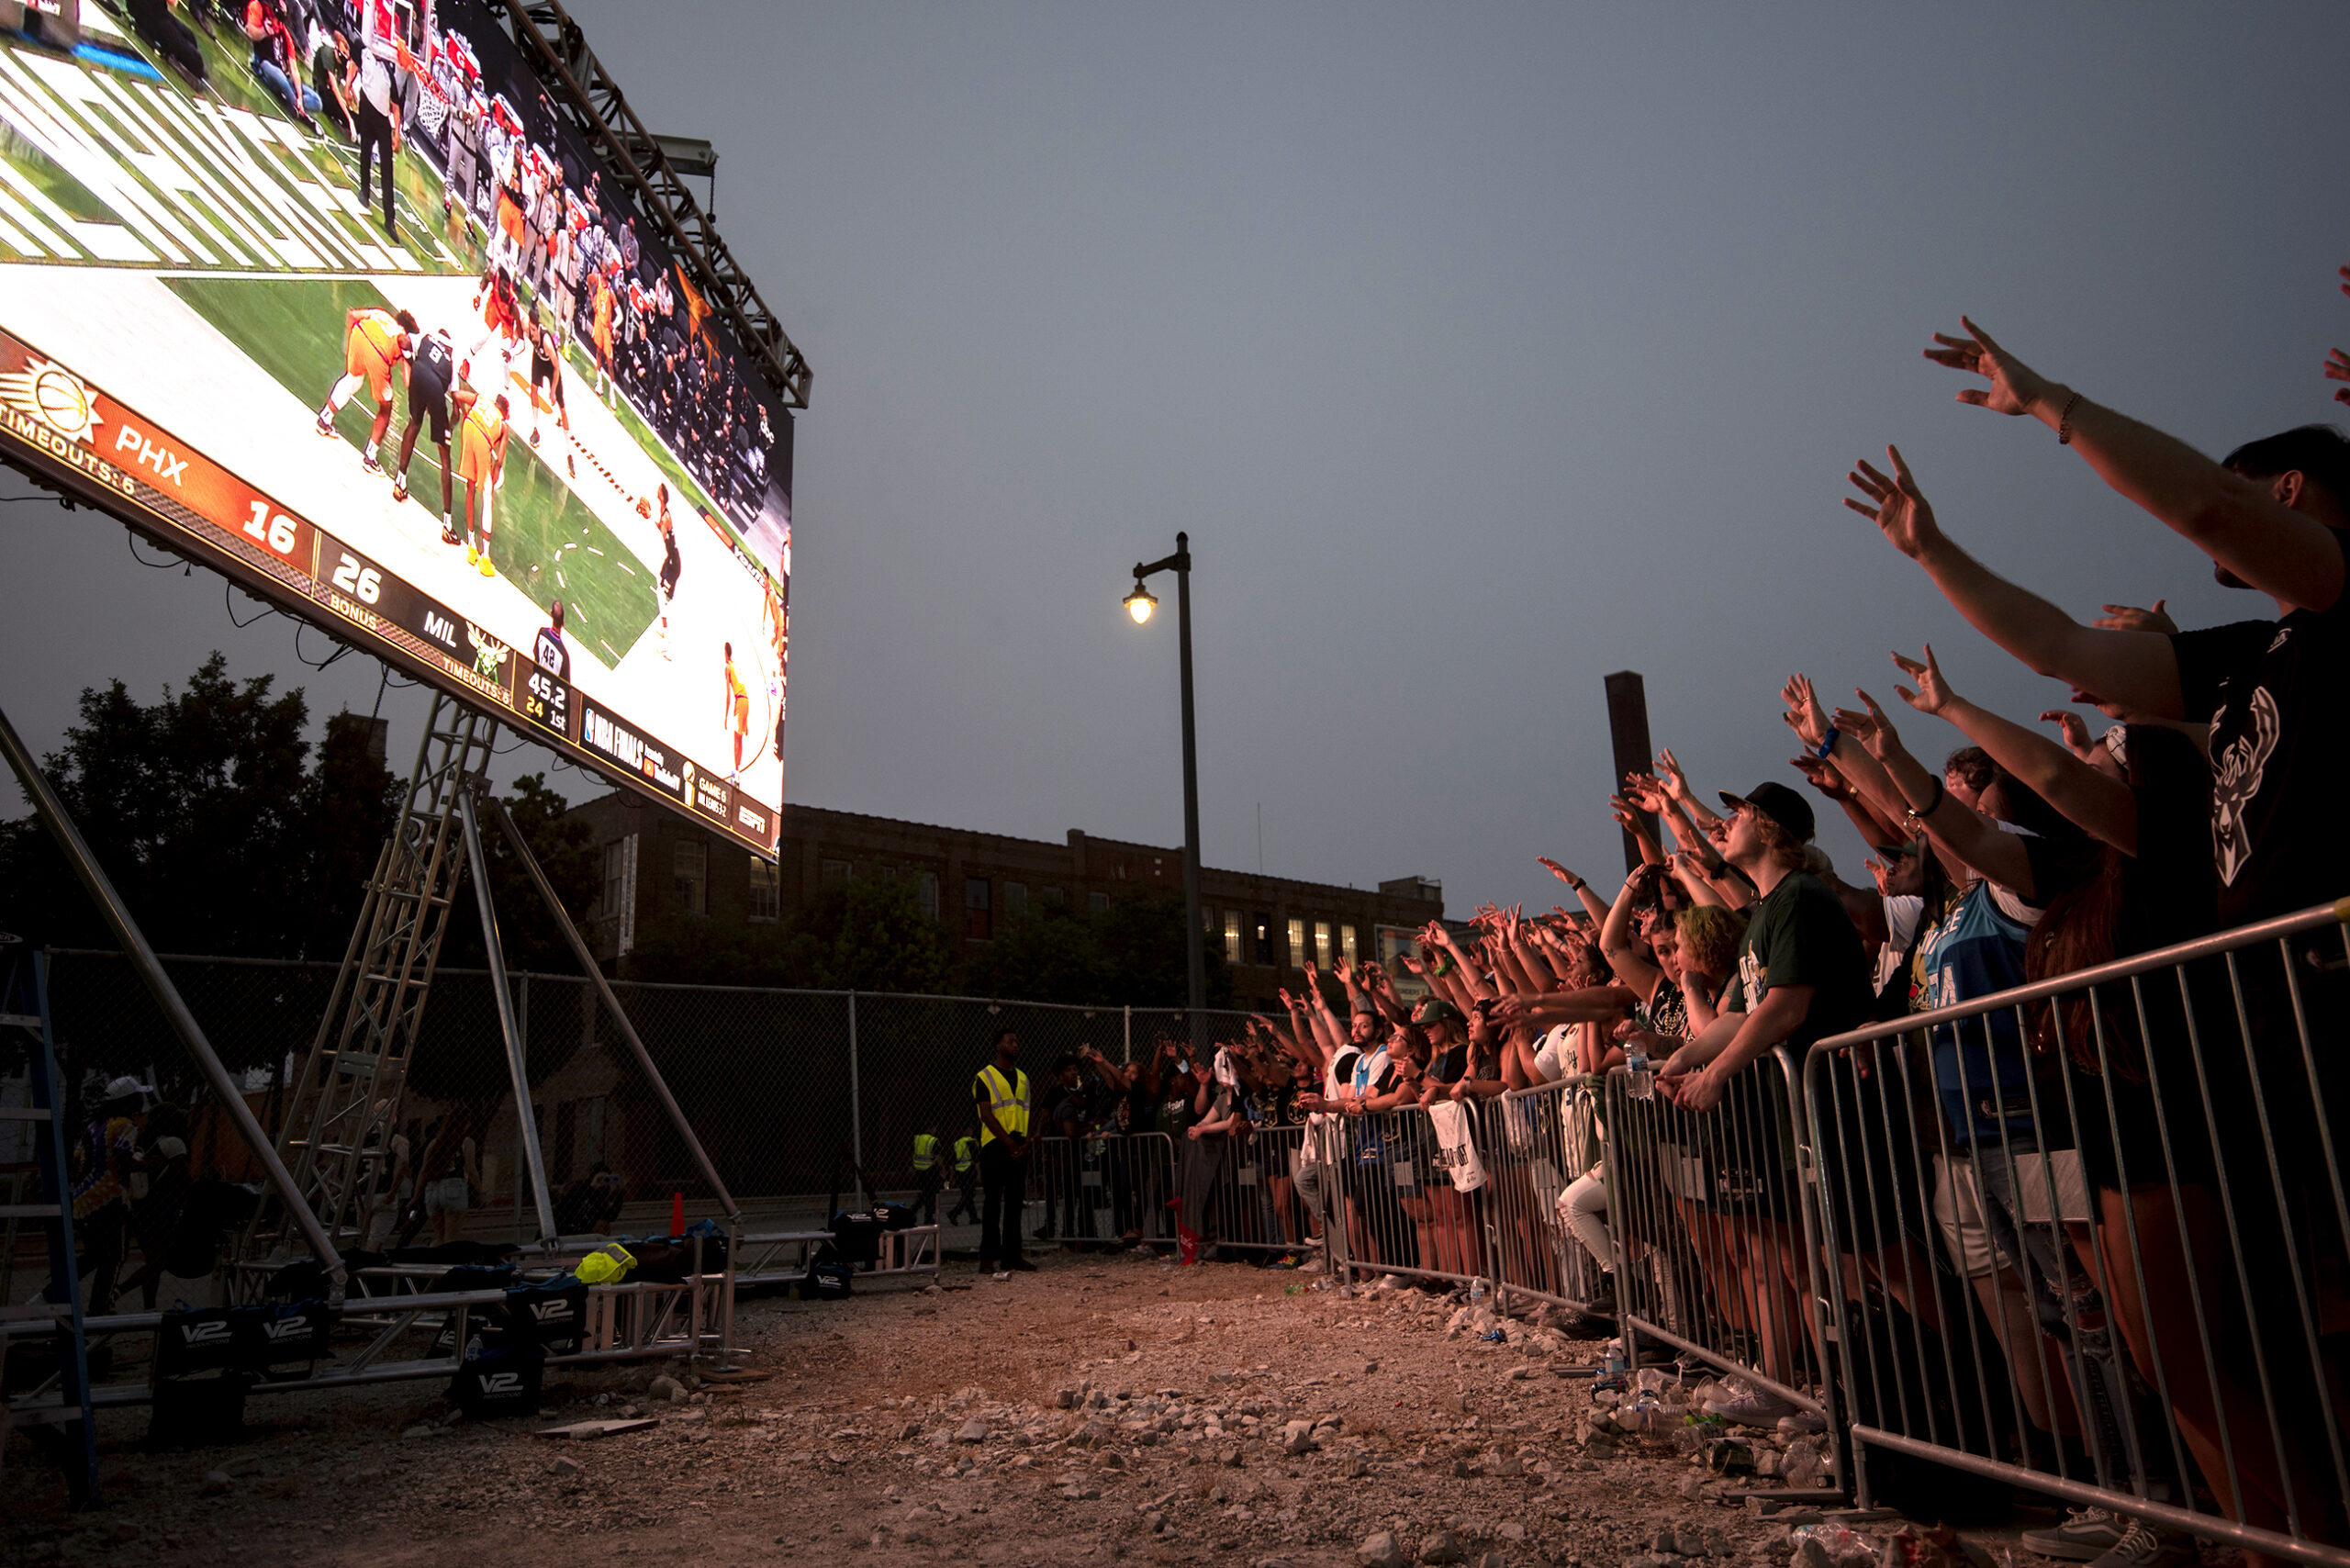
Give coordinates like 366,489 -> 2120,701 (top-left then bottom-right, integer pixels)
1904,776 -> 1948,829
1814,726 -> 1839,762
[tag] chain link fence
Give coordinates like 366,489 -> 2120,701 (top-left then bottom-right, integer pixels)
6,948 -> 1266,1298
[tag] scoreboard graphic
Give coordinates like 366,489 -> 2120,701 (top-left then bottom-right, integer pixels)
0,0 -> 791,854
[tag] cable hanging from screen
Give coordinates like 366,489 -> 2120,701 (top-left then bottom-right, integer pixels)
224,580 -> 278,630
292,621 -> 352,671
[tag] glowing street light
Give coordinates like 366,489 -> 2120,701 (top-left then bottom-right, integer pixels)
1122,533 -> 1203,1025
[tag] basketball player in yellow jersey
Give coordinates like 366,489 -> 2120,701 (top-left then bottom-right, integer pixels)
317,306 -> 418,476
722,641 -> 749,778
453,387 -> 509,577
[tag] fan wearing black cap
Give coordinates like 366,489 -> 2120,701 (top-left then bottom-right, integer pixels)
1657,781 -> 1872,1116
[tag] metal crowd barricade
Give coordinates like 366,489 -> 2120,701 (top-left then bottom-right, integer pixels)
1479,1075 -> 1610,1316
1190,1122 -> 1315,1259
1800,899 -> 2350,1567
1589,1051 -> 1848,1484
1317,1103 -> 1490,1290
1027,1132 -> 1177,1249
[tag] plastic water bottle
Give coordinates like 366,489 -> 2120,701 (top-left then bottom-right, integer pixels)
1627,1050 -> 1653,1101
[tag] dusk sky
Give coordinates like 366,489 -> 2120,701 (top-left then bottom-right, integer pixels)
5,3 -> 2346,918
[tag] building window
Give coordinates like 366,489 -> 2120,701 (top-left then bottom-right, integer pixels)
674,840 -> 707,916
820,857 -> 852,885
1089,891 -> 1110,914
1314,922 -> 1332,967
1005,881 -> 1028,913
1042,886 -> 1064,907
1252,913 -> 1272,965
966,877 -> 991,940
1340,924 -> 1358,961
1223,911 -> 1242,964
747,857 -> 779,923
918,871 -> 940,920
1286,918 -> 1306,969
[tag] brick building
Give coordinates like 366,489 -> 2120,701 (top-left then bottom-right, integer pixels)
565,791 -> 1445,1009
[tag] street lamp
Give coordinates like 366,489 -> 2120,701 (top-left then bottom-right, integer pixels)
1123,532 -> 1203,1029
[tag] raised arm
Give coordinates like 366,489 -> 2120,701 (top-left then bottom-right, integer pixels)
1926,318 -> 2344,613
1892,644 -> 2137,854
1833,690 -> 2037,897
1538,857 -> 1610,924
1847,445 -> 2185,719
1597,866 -> 1663,1005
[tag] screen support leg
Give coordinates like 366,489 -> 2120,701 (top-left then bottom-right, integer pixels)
457,786 -> 556,1243
479,790 -> 741,1226
0,700 -> 343,1294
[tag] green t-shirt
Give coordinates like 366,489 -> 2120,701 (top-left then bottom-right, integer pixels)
1718,871 -> 1873,1055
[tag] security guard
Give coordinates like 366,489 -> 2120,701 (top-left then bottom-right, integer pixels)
911,1125 -> 944,1225
946,1129 -> 980,1226
971,1028 -> 1034,1271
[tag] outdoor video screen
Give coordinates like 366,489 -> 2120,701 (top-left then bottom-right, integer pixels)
0,0 -> 790,853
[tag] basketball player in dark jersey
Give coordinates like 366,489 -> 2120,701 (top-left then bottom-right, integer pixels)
534,599 -> 570,682
391,322 -> 460,541
655,482 -> 680,656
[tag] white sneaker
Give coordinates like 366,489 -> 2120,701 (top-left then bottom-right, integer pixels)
2021,1508 -> 2128,1562
2086,1522 -> 2199,1568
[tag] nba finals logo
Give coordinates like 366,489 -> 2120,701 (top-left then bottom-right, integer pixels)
681,759 -> 696,802
0,358 -> 101,444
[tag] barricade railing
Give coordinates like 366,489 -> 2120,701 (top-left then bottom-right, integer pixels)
1480,1076 -> 1609,1316
1589,1051 -> 1849,1488
1800,898 -> 2350,1567
1027,1133 -> 1177,1249
1192,1123 -> 1315,1258
1317,1102 -> 1489,1290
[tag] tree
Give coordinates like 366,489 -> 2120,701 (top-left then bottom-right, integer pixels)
437,772 -> 601,974
626,873 -> 956,992
0,654 -> 397,958
957,893 -> 1232,1007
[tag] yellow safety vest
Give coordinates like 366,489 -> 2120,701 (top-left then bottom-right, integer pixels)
912,1134 -> 940,1171
953,1137 -> 978,1173
974,1063 -> 1029,1145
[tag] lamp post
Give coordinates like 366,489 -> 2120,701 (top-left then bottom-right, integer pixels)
1123,532 -> 1204,1029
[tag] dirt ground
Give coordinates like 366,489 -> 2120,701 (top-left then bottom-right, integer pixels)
0,1249 -> 2216,1568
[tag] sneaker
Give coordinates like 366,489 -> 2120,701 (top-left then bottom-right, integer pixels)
464,543 -> 479,565
529,427 -> 541,447
315,413 -> 336,437
1583,1273 -> 1617,1318
441,525 -> 461,546
360,451 -> 384,477
566,454 -> 576,477
1007,1258 -> 1037,1273
391,472 -> 408,501
2085,1522 -> 2198,1568
478,555 -> 495,577
2021,1509 -> 2128,1562
1703,1388 -> 1800,1426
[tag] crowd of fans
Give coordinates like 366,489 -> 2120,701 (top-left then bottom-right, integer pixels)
117,0 -> 778,528
1006,287 -> 2350,1568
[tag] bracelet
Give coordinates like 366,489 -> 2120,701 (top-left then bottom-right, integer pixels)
1814,725 -> 1839,762
1569,878 -> 1585,891
2055,390 -> 2083,446
1904,776 -> 1948,828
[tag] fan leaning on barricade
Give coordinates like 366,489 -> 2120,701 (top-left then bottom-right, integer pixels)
1849,321 -> 2350,1559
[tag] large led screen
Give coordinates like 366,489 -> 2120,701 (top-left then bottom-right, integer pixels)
0,0 -> 790,853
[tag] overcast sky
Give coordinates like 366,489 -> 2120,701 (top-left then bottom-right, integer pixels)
5,3 -> 2347,918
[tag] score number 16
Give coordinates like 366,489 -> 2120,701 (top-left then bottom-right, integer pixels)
242,498 -> 299,556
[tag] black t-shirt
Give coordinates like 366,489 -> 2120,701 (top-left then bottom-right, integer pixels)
2170,527 -> 2350,927
1720,870 -> 1874,1055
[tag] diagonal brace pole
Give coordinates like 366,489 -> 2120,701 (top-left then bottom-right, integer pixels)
457,788 -> 557,1243
479,793 -> 741,1223
0,700 -> 343,1295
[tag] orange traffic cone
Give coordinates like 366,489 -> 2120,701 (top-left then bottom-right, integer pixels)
670,1191 -> 685,1238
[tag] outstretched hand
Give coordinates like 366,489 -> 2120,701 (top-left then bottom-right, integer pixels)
1537,856 -> 1582,889
2039,708 -> 2098,762
1921,317 -> 2056,417
2327,347 -> 2350,407
1889,644 -> 1956,716
1831,689 -> 1902,761
1780,672 -> 1831,748
1845,444 -> 1942,560
1789,752 -> 1850,801
1655,747 -> 1691,800
2092,599 -> 2175,634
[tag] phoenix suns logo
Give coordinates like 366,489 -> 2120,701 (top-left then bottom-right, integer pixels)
0,358 -> 101,444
